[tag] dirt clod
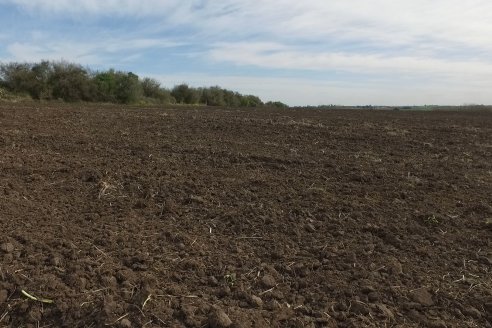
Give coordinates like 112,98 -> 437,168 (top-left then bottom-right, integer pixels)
350,302 -> 370,315
387,256 -> 403,275
410,288 -> 434,307
376,304 -> 395,320
249,295 -> 263,308
0,289 -> 8,303
209,306 -> 233,328
484,303 -> 492,315
305,223 -> 316,232
428,319 -> 447,328
119,318 -> 132,328
361,286 -> 376,294
463,306 -> 482,319
260,275 -> 276,289
1,242 -> 14,253
367,292 -> 379,303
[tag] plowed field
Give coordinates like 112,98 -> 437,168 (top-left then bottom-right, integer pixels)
1,104 -> 491,327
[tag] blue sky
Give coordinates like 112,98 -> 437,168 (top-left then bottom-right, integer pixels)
1,0 -> 492,106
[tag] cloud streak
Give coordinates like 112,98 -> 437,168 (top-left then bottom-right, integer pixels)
208,42 -> 492,80
5,0 -> 492,51
3,37 -> 184,65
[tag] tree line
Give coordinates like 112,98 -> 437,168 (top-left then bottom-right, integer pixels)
0,60 -> 288,108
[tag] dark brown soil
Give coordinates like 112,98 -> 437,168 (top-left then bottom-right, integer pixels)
0,103 -> 491,327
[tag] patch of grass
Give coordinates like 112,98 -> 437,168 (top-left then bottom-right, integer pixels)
224,273 -> 236,287
424,214 -> 441,226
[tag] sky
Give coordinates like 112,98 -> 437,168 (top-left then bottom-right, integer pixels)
1,0 -> 492,106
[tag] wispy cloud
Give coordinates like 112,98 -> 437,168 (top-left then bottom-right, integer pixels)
4,37 -> 184,65
5,0 -> 492,51
208,42 -> 492,79
0,0 -> 181,17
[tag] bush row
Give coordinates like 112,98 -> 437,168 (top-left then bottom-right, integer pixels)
0,61 -> 288,108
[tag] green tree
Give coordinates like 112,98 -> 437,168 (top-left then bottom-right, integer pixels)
223,89 -> 241,107
0,62 -> 31,93
50,62 -> 91,101
265,101 -> 289,108
141,77 -> 161,98
200,86 -> 225,106
241,95 -> 263,107
0,61 -> 52,99
141,77 -> 173,103
93,70 -> 118,102
114,71 -> 142,103
29,61 -> 53,99
171,83 -> 200,104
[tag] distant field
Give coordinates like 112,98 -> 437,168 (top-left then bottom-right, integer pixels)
0,103 -> 491,327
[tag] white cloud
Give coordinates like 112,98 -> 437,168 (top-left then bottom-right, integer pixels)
4,37 -> 183,65
6,42 -> 99,64
1,0 -> 181,16
4,1 -> 492,58
5,0 -> 492,52
208,42 -> 492,80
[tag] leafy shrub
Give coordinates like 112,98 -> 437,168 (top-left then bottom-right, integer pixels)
0,60 -> 285,107
265,101 -> 289,108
